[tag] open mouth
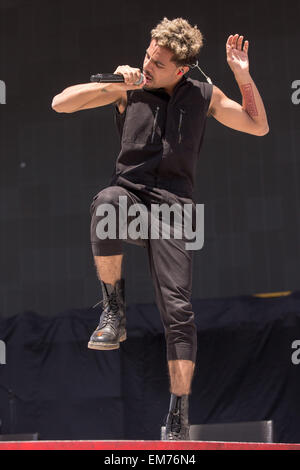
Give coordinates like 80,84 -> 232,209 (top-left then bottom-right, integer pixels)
144,72 -> 152,81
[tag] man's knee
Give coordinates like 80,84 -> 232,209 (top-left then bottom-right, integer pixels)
90,186 -> 128,217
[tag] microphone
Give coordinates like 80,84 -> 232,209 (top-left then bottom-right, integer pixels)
90,73 -> 144,85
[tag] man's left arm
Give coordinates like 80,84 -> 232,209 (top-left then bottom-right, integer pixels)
208,34 -> 269,137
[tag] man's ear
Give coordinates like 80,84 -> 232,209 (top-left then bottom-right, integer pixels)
178,66 -> 190,75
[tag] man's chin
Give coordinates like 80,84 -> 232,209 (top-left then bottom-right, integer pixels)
143,82 -> 154,89
143,80 -> 161,91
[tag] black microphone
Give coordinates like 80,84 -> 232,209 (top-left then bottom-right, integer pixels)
90,73 -> 144,85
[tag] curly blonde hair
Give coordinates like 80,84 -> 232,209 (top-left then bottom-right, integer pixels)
150,17 -> 204,67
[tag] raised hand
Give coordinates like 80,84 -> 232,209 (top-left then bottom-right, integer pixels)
226,34 -> 249,76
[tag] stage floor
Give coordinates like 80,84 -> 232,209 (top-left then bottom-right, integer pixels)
0,440 -> 300,450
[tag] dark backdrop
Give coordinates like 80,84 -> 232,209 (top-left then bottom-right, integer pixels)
0,0 -> 300,444
0,0 -> 299,318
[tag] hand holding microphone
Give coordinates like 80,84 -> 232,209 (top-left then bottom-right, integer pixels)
90,65 -> 146,90
114,66 -> 146,88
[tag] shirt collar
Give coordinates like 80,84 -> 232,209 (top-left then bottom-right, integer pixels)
143,75 -> 187,101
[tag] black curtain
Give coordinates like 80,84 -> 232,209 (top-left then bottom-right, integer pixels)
1,292 -> 300,442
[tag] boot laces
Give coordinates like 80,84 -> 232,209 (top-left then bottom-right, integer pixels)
169,409 -> 181,437
93,292 -> 120,328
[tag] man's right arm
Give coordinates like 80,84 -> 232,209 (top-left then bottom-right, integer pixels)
51,66 -> 145,114
51,82 -> 125,113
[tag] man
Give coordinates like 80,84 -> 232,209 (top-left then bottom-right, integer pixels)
52,17 -> 269,440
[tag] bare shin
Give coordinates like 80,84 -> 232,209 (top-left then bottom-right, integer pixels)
94,254 -> 123,286
168,360 -> 195,396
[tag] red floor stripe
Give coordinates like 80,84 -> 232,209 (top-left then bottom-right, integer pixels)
0,440 -> 300,450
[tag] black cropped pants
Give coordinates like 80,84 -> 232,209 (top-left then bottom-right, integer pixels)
90,181 -> 197,363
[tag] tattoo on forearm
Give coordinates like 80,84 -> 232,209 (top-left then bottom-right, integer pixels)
241,83 -> 259,117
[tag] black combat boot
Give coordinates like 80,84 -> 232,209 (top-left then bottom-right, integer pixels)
88,279 -> 126,350
163,394 -> 190,440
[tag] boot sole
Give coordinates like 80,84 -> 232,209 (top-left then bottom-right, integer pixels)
87,332 -> 127,350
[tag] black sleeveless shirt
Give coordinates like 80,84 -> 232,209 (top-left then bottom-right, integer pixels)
110,75 -> 213,199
